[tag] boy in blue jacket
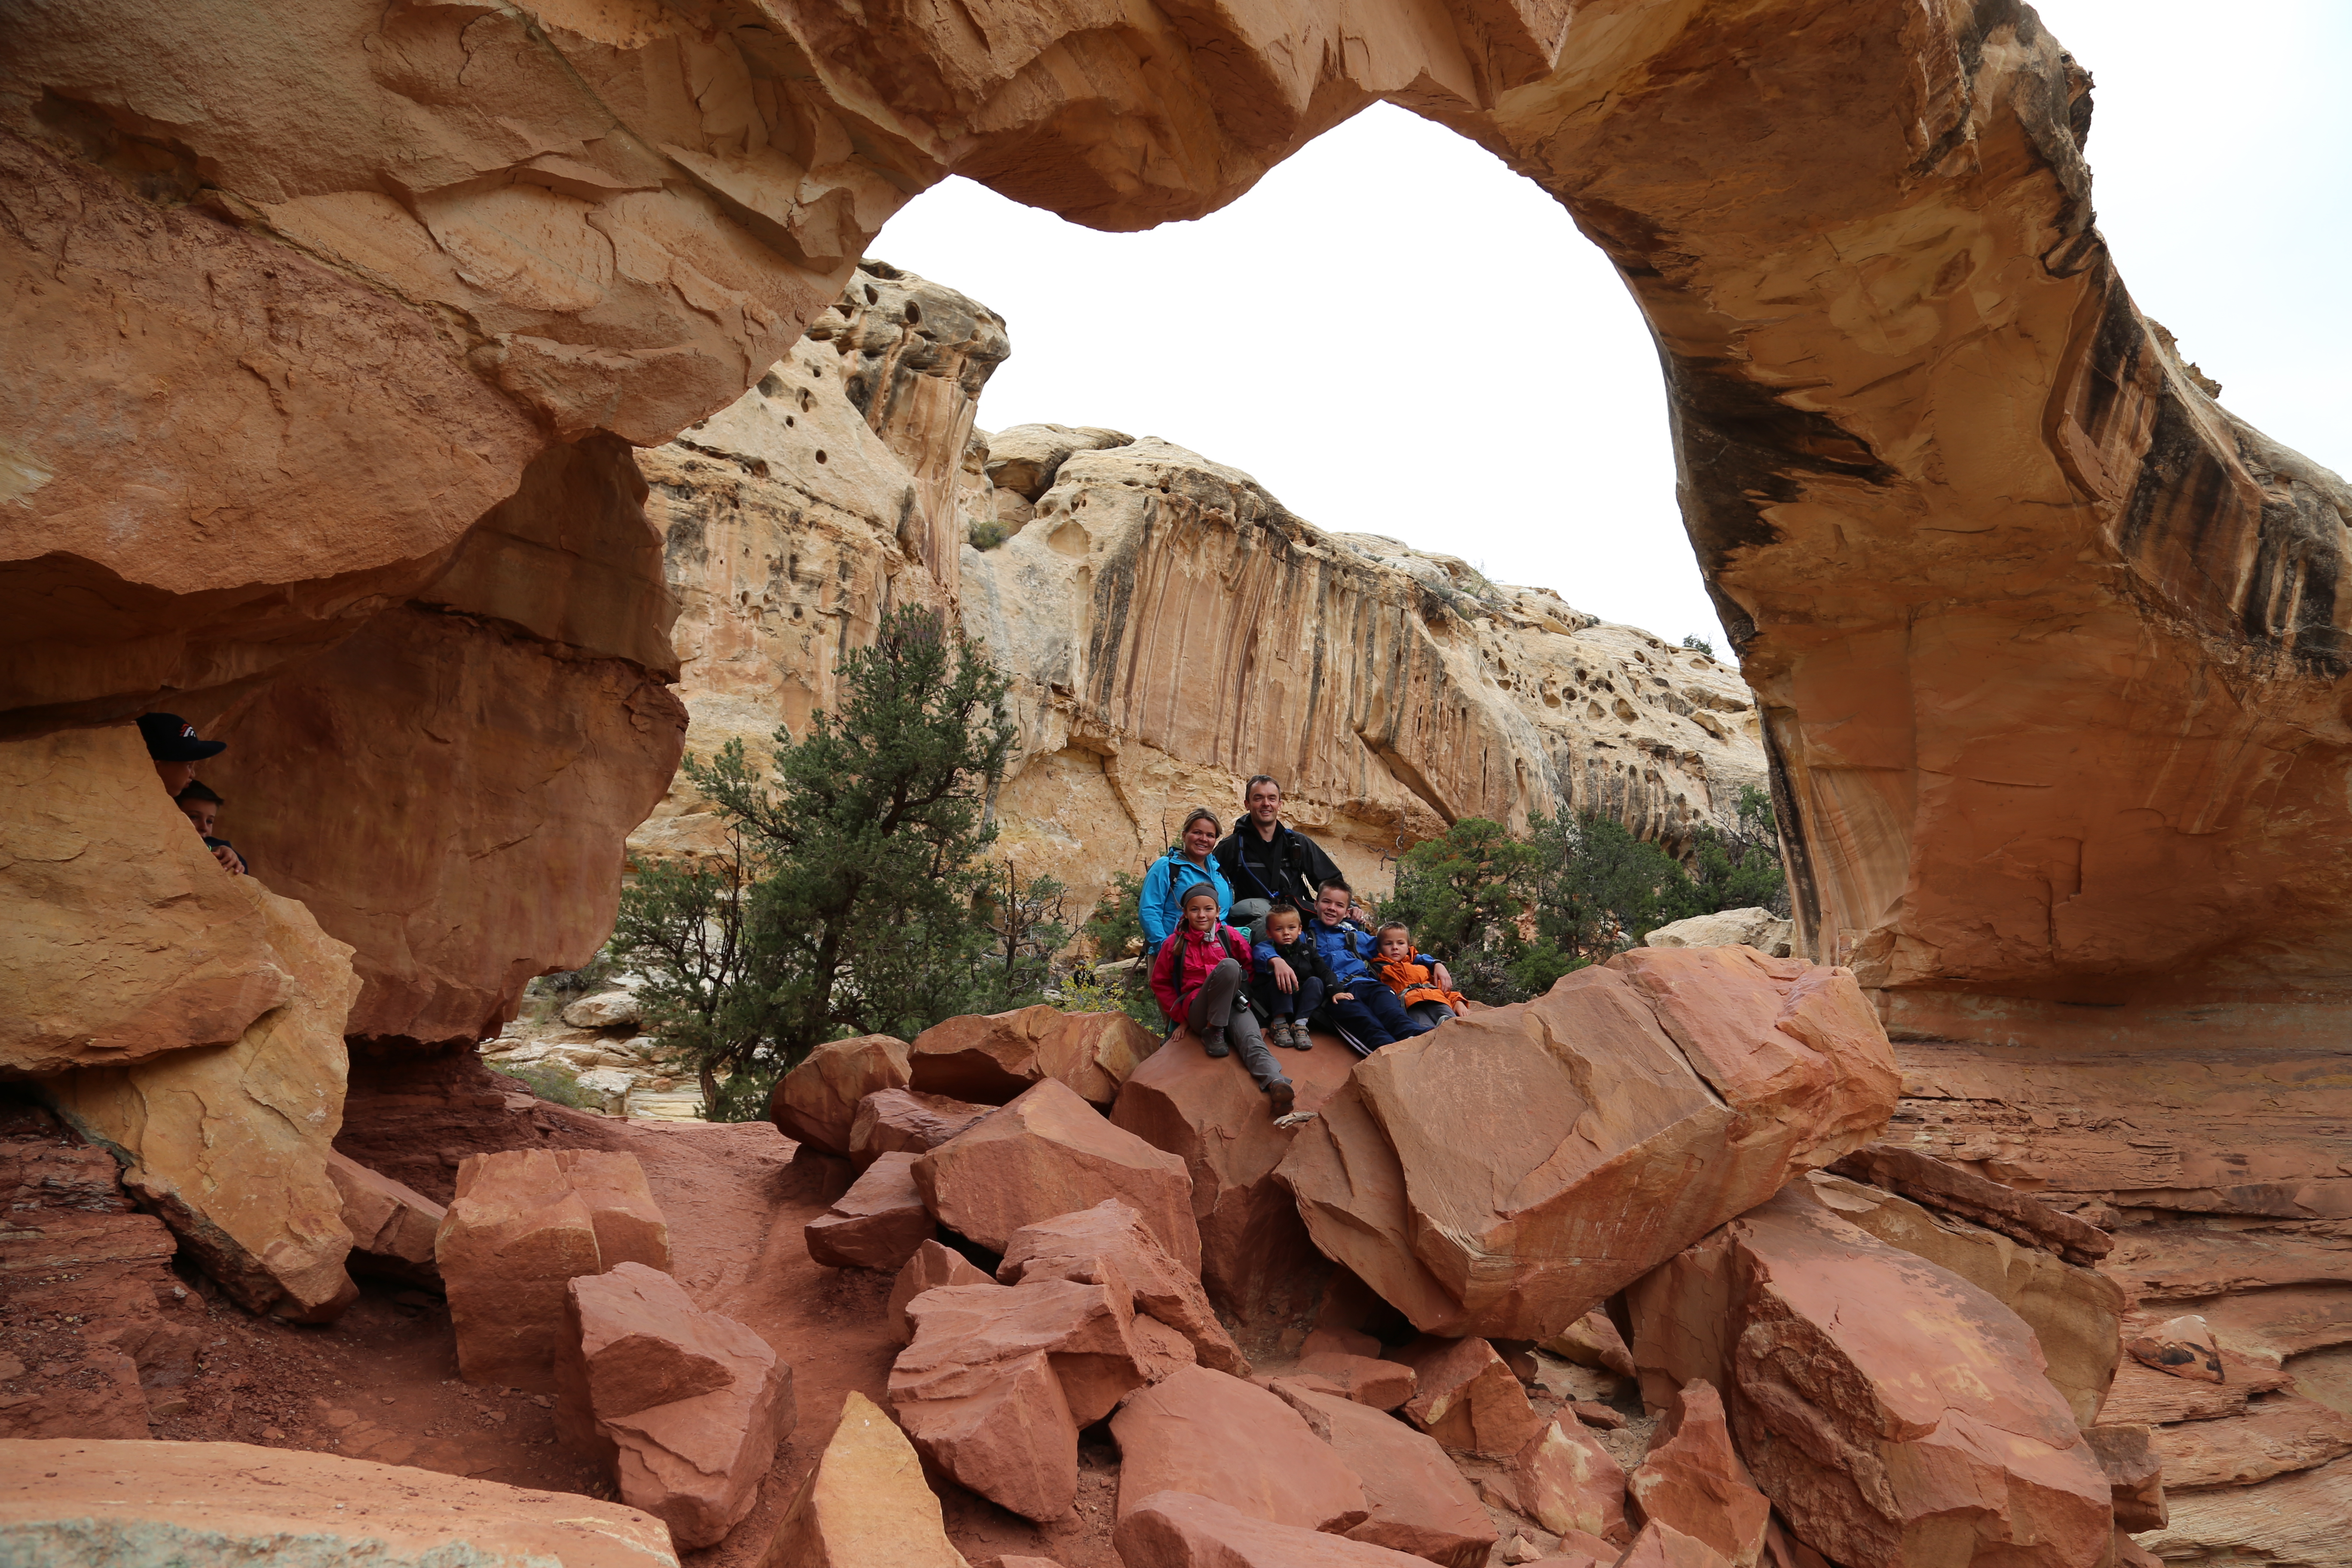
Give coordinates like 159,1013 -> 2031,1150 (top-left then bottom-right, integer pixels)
1307,879 -> 1431,1052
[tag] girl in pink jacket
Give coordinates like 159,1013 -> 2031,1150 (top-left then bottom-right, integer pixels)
1148,885 -> 1295,1117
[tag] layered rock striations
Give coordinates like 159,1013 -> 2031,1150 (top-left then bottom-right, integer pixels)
631,261 -> 1769,920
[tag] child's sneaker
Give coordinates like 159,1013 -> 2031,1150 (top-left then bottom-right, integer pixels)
1288,1021 -> 1314,1050
1200,1026 -> 1231,1058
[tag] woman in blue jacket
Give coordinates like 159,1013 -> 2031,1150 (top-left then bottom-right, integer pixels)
1138,808 -> 1236,949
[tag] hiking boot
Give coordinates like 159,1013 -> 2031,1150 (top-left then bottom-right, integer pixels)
1200,1026 -> 1231,1059
1266,1078 -> 1296,1118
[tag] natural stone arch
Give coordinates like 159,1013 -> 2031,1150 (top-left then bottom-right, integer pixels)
3,0 -> 2344,1045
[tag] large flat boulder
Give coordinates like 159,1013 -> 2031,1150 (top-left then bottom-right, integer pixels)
758,1390 -> 969,1568
1110,1365 -> 1367,1533
998,1198 -> 1247,1375
1628,1190 -> 2112,1568
1272,1377 -> 1498,1567
1111,1026 -> 1360,1323
806,1152 -> 933,1271
0,1438 -> 675,1565
1798,1171 -> 2123,1427
1277,949 -> 1896,1338
909,1005 -> 1153,1106
325,1149 -> 445,1287
42,877 -> 362,1323
1115,1489 -> 1446,1568
771,1035 -> 912,1156
851,1088 -> 993,1169
435,1148 -> 671,1390
557,1262 -> 794,1547
915,1078 -> 1200,1272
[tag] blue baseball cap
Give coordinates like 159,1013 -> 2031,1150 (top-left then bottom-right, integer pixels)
138,713 -> 227,762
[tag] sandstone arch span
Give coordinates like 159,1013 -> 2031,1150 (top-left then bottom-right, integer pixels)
4,0 -> 2347,1049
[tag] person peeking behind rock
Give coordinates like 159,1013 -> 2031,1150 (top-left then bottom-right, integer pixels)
1148,883 -> 1296,1119
137,712 -> 244,876
1371,922 -> 1464,1031
175,781 -> 248,877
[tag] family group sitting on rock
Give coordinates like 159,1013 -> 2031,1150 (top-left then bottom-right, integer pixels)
138,711 -> 249,877
1139,775 -> 1465,1120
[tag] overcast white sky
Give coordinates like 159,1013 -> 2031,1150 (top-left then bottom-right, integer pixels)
871,2 -> 2351,653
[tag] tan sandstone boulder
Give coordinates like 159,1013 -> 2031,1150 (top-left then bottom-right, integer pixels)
1110,1026 -> 1360,1322
1397,1337 -> 1547,1458
1514,1417 -> 1630,1542
997,1198 -> 1247,1375
909,1006 -> 1154,1106
1272,1376 -> 1498,1567
2128,1314 -> 2224,1382
0,1437 -> 674,1565
759,1391 -> 968,1568
325,1149 -> 445,1287
915,1078 -> 1200,1272
806,1152 -> 934,1271
1115,1489 -> 1443,1568
556,1262 -> 794,1548
1799,1171 -> 2122,1427
1627,1382 -> 1770,1568
1628,1190 -> 2113,1568
771,1035 -> 912,1156
435,1149 -> 672,1390
890,1240 -> 998,1343
850,1088 -> 993,1169
1111,1365 -> 1367,1532
1277,950 -> 1896,1338
43,877 -> 362,1323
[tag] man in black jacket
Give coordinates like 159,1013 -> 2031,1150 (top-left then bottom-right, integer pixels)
1216,775 -> 1344,951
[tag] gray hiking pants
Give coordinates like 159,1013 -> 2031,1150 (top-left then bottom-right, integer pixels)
1186,957 -> 1287,1092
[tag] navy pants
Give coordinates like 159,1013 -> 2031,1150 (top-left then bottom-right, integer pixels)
1317,980 -> 1430,1049
1253,974 -> 1325,1021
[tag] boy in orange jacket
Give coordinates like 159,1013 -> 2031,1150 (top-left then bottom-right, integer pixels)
1371,922 -> 1466,1030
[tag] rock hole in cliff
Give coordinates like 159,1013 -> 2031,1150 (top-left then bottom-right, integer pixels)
756,372 -> 784,398
815,450 -> 827,464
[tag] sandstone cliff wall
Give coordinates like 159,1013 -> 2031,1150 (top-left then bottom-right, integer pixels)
628,263 -> 1767,928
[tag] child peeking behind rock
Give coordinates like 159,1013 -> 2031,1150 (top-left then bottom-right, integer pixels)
1250,900 -> 1344,1052
175,781 -> 248,876
1148,883 -> 1296,1117
1372,922 -> 1464,1029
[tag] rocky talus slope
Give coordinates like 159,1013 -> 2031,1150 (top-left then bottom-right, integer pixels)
3,0 -> 2349,1561
628,260 -> 1766,921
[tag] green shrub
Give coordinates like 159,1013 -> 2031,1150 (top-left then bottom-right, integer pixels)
1057,965 -> 1166,1036
968,518 -> 1012,551
495,1060 -> 598,1110
1681,633 -> 1715,657
1082,868 -> 1147,960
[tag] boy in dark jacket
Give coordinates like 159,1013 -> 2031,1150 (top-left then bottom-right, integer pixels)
1149,885 -> 1296,1116
1250,901 -> 1342,1050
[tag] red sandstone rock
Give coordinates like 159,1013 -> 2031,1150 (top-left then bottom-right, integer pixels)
1272,1377 -> 1498,1568
772,1035 -> 913,1157
909,1005 -> 1153,1106
759,1390 -> 968,1568
436,1148 -> 671,1390
2083,1424 -> 2167,1531
1513,1418 -> 1630,1542
915,1078 -> 1199,1272
1629,1190 -> 2112,1568
897,1338 -> 1077,1523
1626,1382 -> 1769,1568
1617,1521 -> 1737,1568
850,1088 -> 992,1169
1304,1324 -> 1384,1359
0,1437 -> 673,1563
1544,1311 -> 1635,1378
1827,1143 -> 2112,1265
1111,1365 -> 1368,1532
2148,1393 -> 2352,1488
1277,955 -> 1895,1338
1297,1351 -> 1417,1410
1115,1489 -> 1442,1568
1396,1337 -> 1547,1457
1110,1025 -> 1359,1323
888,1240 -> 997,1343
2128,1314 -> 2224,1382
1569,1401 -> 1626,1430
997,1197 -> 1246,1375
325,1150 -> 445,1287
556,1262 -> 794,1548
806,1152 -> 933,1272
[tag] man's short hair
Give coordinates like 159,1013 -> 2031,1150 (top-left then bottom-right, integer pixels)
1244,775 -> 1280,799
1265,901 -> 1302,925
1317,876 -> 1352,897
1179,884 -> 1221,909
176,781 -> 225,806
